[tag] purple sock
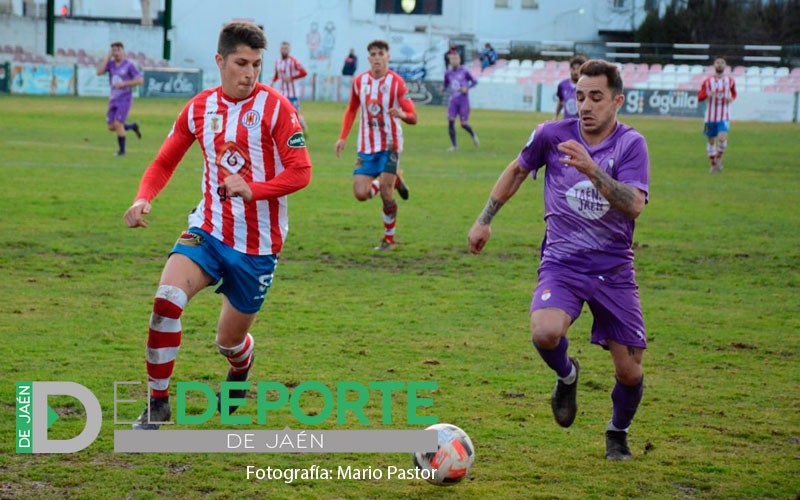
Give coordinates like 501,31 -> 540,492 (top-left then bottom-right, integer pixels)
448,121 -> 456,146
117,136 -> 126,153
534,336 -> 572,378
461,123 -> 475,138
611,377 -> 644,430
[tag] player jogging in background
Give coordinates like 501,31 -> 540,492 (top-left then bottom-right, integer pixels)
469,59 -> 650,461
554,55 -> 587,121
271,41 -> 309,131
96,41 -> 143,156
334,39 -> 417,251
442,51 -> 479,152
123,22 -> 312,430
698,56 -> 737,173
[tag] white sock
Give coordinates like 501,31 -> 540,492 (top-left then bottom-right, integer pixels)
558,363 -> 577,385
607,420 -> 629,433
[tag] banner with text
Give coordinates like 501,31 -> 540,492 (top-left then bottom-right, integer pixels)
142,69 -> 203,98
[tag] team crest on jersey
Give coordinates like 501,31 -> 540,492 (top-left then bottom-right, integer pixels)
241,110 -> 261,129
541,289 -> 551,301
208,114 -> 223,133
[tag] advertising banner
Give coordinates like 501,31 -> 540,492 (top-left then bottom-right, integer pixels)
9,64 -> 75,95
620,88 -> 703,118
142,69 -> 202,98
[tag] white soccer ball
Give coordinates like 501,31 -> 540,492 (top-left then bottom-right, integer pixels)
412,423 -> 475,486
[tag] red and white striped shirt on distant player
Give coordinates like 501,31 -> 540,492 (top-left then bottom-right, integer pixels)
339,69 -> 416,154
134,83 -> 312,256
698,74 -> 737,123
272,55 -> 307,99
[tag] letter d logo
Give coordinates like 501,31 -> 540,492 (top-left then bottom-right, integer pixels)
17,382 -> 102,453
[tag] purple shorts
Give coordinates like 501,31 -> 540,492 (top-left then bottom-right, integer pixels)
107,96 -> 132,124
530,264 -> 647,349
448,97 -> 470,122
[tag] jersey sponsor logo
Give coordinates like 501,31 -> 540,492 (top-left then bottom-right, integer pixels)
216,142 -> 251,175
208,114 -> 223,133
367,102 -> 382,116
287,132 -> 306,148
565,180 -> 610,220
241,110 -> 261,129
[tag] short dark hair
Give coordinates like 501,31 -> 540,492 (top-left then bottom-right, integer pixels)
367,39 -> 389,52
111,41 -> 124,49
580,59 -> 623,95
570,55 -> 587,68
218,22 -> 267,58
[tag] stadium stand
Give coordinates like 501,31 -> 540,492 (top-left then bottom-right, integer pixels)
468,57 -> 800,93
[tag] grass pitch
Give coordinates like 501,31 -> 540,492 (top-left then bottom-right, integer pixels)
0,95 -> 798,499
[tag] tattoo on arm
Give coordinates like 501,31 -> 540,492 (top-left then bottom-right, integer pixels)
477,197 -> 505,225
591,168 -> 637,217
627,346 -> 636,357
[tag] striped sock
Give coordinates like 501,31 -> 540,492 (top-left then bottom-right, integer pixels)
369,179 -> 380,199
219,333 -> 255,375
146,285 -> 187,399
382,199 -> 397,244
706,143 -> 717,166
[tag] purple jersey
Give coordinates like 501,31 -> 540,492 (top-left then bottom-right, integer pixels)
556,78 -> 578,119
104,58 -> 141,101
517,119 -> 650,274
444,66 -> 477,104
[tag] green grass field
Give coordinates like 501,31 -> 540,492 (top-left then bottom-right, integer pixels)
0,94 -> 798,499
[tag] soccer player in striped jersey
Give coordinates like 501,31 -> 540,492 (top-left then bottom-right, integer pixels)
271,41 -> 308,131
123,21 -> 312,429
698,57 -> 737,173
334,40 -> 417,251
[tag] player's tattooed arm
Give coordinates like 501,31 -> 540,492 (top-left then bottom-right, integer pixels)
477,197 -> 504,225
589,168 -> 645,220
476,159 -> 529,225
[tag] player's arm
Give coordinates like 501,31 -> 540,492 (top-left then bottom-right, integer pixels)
389,80 -> 417,125
697,80 -> 708,101
390,97 -> 417,125
294,62 -> 308,80
554,100 -> 563,120
237,107 -> 312,201
271,65 -> 279,85
467,71 -> 478,88
334,85 -> 361,156
557,139 -> 646,220
124,106 -> 195,228
468,159 -> 530,254
96,53 -> 110,76
729,79 -> 737,101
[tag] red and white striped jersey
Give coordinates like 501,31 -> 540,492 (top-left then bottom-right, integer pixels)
272,55 -> 307,99
344,69 -> 412,154
698,75 -> 737,123
134,83 -> 312,256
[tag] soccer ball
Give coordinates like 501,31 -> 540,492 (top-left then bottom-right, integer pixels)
412,423 -> 475,486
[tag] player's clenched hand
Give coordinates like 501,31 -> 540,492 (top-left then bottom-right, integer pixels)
124,199 -> 151,228
334,139 -> 347,157
221,174 -> 253,202
557,140 -> 597,176
468,221 -> 491,255
388,107 -> 405,120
